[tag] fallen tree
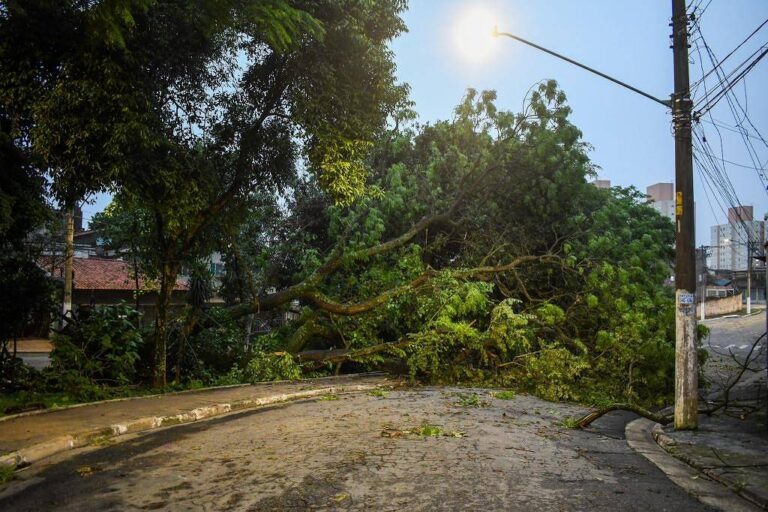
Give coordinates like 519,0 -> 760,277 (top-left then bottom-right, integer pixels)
196,85 -> 680,407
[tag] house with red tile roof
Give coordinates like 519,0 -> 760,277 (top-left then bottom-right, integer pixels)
41,256 -> 189,320
13,258 -> 191,367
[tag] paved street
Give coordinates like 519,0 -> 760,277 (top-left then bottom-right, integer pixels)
0,388 -> 714,511
702,311 -> 766,401
658,312 -> 768,508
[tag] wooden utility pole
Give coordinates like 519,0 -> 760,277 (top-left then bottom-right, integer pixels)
671,0 -> 698,430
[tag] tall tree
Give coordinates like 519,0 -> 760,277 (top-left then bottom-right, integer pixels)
1,0 -> 409,386
212,84 -> 677,404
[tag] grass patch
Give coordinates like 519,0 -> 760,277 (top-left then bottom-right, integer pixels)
558,416 -> 581,429
413,424 -> 443,436
0,465 -> 15,485
0,382 -> 249,418
492,390 -> 516,400
453,392 -> 489,408
381,424 -> 466,438
0,392 -> 79,417
90,436 -> 116,447
318,394 -> 340,401
367,389 -> 388,398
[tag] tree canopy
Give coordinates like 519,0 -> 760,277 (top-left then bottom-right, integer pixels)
2,3 -> 678,405
1,0 -> 411,386
208,83 -> 677,405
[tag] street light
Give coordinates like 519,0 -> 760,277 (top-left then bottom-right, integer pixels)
491,26 -> 671,108
486,2 -> 699,430
453,7 -> 497,62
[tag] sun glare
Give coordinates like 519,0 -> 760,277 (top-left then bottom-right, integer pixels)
453,6 -> 497,63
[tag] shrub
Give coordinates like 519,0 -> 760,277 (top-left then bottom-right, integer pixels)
241,352 -> 301,382
0,348 -> 42,392
48,304 -> 143,395
221,351 -> 302,384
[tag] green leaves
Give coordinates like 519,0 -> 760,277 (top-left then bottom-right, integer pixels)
244,0 -> 325,52
49,305 -> 144,391
313,137 -> 373,206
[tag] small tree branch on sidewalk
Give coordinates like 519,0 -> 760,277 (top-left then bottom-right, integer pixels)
574,404 -> 673,428
704,331 -> 766,417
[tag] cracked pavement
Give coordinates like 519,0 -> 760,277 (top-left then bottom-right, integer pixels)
0,388 -> 716,511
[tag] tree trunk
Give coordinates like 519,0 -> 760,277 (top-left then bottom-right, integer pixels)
174,306 -> 200,384
244,314 -> 253,351
153,262 -> 178,388
10,337 -> 17,386
296,339 -> 413,366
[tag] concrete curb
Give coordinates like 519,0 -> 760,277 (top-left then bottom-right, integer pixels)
0,381 -> 391,473
650,424 -> 768,510
625,417 -> 762,512
0,372 -> 385,423
0,384 -> 250,423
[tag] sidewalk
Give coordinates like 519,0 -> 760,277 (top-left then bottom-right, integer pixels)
631,313 -> 768,511
0,373 -> 395,471
654,413 -> 768,509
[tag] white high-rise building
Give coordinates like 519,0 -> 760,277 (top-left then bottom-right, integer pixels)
646,182 -> 675,222
592,179 -> 611,189
709,206 -> 766,271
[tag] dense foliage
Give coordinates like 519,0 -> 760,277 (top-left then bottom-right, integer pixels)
211,83 -> 678,405
49,305 -> 145,397
1,2 -> 680,409
1,0 -> 409,386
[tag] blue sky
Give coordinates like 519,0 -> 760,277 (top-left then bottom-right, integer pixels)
389,0 -> 768,244
86,0 -> 767,245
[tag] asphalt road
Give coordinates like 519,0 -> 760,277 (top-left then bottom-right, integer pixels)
702,312 -> 767,401
0,388 -> 715,511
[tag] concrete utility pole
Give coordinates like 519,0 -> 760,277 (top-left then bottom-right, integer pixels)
62,206 -> 75,325
671,0 -> 698,430
699,245 -> 706,322
747,240 -> 752,315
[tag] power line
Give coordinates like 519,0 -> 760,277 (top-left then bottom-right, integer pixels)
691,21 -> 768,196
689,0 -> 714,20
693,127 -> 761,250
700,118 -> 768,144
698,42 -> 767,100
702,153 -> 768,171
695,46 -> 768,117
696,164 -> 723,226
693,128 -> 747,217
692,17 -> 768,87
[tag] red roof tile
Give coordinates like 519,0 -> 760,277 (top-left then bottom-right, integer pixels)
41,257 -> 188,291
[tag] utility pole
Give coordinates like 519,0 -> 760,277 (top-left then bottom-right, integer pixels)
746,240 -> 752,315
671,0 -> 698,430
699,245 -> 706,322
62,205 -> 75,326
764,213 -> 767,431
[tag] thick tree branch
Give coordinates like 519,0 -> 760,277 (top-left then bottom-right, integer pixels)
575,404 -> 673,428
313,162 -> 501,279
214,254 -> 562,330
313,216 -> 454,278
296,338 -> 412,365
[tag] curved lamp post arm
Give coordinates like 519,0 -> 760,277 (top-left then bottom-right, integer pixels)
493,26 -> 672,108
